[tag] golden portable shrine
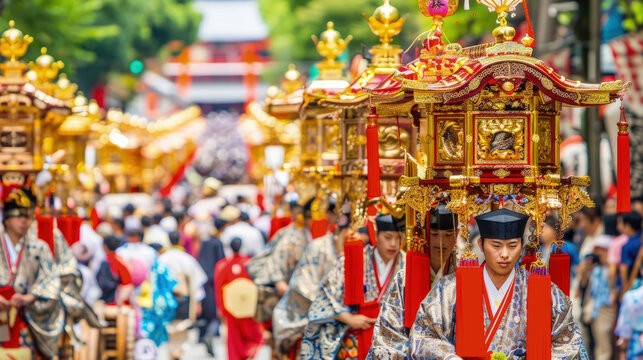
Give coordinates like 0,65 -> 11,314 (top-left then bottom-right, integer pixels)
294,21 -> 352,212
0,21 -> 101,206
321,0 -> 416,215
89,105 -> 205,194
363,0 -> 632,342
371,0 -> 630,245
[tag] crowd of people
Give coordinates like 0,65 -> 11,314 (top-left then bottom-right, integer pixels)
66,186 -> 643,360
2,172 -> 642,360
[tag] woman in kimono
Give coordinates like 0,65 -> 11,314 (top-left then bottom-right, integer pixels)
0,188 -> 64,358
368,205 -> 458,360
301,214 -> 405,360
409,208 -> 588,359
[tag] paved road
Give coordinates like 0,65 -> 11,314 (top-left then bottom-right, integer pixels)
156,329 -> 271,360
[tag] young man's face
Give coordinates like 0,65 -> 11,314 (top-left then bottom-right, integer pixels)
478,237 -> 522,277
430,228 -> 456,254
5,215 -> 31,239
376,230 -> 402,263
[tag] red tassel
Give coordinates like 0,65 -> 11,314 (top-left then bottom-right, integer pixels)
522,0 -> 536,48
455,260 -> 485,358
527,272 -> 552,360
617,104 -> 631,213
367,217 -> 377,247
37,216 -> 55,256
70,216 -> 83,245
549,253 -> 570,296
90,207 -> 101,230
522,255 -> 536,272
404,250 -> 431,328
344,239 -> 365,306
57,216 -> 74,246
310,218 -> 329,239
366,105 -> 381,200
357,300 -> 380,360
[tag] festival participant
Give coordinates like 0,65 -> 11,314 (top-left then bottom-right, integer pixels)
0,188 -> 64,358
159,231 -> 208,360
116,225 -> 157,270
215,237 -> 264,360
409,208 -> 587,359
272,200 -> 350,357
97,235 -> 133,305
196,219 -> 226,355
368,205 -> 458,359
246,198 -> 313,322
301,214 -> 405,360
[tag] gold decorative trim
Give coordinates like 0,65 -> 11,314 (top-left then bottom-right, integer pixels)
492,168 -> 510,178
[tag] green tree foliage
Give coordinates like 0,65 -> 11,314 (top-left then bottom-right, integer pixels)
0,0 -> 201,91
258,0 -> 498,64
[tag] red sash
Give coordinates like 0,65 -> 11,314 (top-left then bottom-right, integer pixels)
481,274 -> 516,353
355,256 -> 396,360
0,236 -> 27,348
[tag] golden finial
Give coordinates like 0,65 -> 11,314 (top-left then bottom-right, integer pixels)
312,22 -> 352,65
364,0 -> 406,69
281,64 -> 304,94
28,47 -> 64,84
54,73 -> 78,100
74,92 -> 88,108
0,20 -> 33,61
477,0 -> 522,42
311,22 -> 352,80
364,0 -> 405,47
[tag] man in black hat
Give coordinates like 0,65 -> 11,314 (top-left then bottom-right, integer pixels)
0,187 -> 64,358
301,213 -> 405,360
369,205 -> 458,359
409,208 -> 587,359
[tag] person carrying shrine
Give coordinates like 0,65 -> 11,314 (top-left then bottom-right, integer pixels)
215,237 -> 264,360
272,199 -> 351,358
31,207 -> 102,357
409,208 -> 588,359
0,187 -> 64,358
246,197 -> 314,323
301,213 -> 405,360
368,204 -> 458,360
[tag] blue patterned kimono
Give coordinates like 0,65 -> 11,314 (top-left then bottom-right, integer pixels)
273,233 -> 340,354
409,267 -> 588,360
140,262 -> 178,346
0,230 -> 64,358
367,255 -> 456,360
246,225 -> 309,286
300,245 -> 404,360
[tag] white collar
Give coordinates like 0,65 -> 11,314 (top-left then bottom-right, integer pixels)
373,248 -> 393,288
483,266 -> 515,315
430,265 -> 445,287
3,233 -> 23,267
